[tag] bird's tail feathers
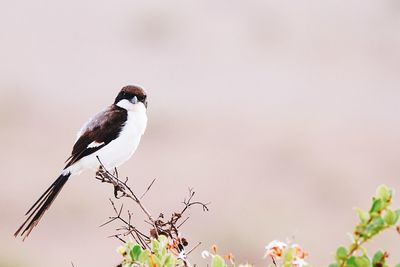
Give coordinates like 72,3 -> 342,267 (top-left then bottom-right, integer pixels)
14,173 -> 70,240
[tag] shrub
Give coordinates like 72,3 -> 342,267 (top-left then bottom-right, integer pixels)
114,185 -> 400,267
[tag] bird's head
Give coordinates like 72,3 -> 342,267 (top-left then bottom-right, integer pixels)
114,85 -> 148,111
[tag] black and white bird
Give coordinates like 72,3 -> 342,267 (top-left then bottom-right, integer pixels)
15,85 -> 148,239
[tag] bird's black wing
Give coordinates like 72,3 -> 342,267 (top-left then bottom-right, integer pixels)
64,105 -> 127,168
14,105 -> 128,240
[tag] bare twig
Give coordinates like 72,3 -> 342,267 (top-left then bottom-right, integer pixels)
177,217 -> 190,229
95,158 -> 209,265
271,256 -> 278,267
96,156 -> 157,228
140,178 -> 156,200
187,242 -> 202,255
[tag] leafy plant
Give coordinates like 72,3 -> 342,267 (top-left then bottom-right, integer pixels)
114,185 -> 399,267
330,185 -> 400,267
117,235 -> 186,267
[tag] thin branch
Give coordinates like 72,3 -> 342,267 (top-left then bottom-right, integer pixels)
140,178 -> 156,200
96,156 -> 157,227
177,217 -> 190,229
271,256 -> 278,267
95,159 -> 209,266
187,242 -> 202,255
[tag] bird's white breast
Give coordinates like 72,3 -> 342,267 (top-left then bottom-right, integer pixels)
65,104 -> 147,175
109,105 -> 148,167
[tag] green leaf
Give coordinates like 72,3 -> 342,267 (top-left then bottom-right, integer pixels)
346,256 -> 357,267
365,217 -> 385,237
354,225 -> 366,238
130,244 -> 142,261
151,253 -> 162,267
356,208 -> 369,224
138,249 -> 150,263
152,238 -> 160,252
354,256 -> 371,267
163,254 -> 175,267
372,251 -> 384,267
384,209 -> 398,225
158,235 -> 168,247
283,247 -> 295,263
329,264 -> 339,267
345,256 -> 371,267
359,246 -> 367,256
348,244 -> 358,253
375,185 -> 391,202
211,255 -> 227,267
370,199 -> 383,214
336,246 -> 348,261
394,264 -> 400,267
160,247 -> 168,258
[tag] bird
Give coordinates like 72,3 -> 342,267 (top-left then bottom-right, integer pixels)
14,85 -> 148,240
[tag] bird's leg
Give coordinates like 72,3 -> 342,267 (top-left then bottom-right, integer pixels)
110,167 -> 124,198
95,166 -> 106,182
114,186 -> 122,199
95,164 -> 124,198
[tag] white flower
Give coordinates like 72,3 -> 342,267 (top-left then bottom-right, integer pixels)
201,250 -> 211,259
265,240 -> 288,258
292,258 -> 308,267
291,244 -> 308,259
265,240 -> 287,250
178,250 -> 187,260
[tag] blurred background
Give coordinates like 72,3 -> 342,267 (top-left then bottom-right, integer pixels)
1,0 -> 400,266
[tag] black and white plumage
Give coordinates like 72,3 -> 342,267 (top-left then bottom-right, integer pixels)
15,85 -> 148,239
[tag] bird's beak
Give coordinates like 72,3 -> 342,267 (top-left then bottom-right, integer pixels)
131,96 -> 138,104
144,100 -> 148,108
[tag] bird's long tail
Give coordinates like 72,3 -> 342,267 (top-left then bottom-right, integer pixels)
14,172 -> 70,240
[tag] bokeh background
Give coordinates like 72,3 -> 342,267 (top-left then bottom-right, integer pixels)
1,1 -> 400,266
